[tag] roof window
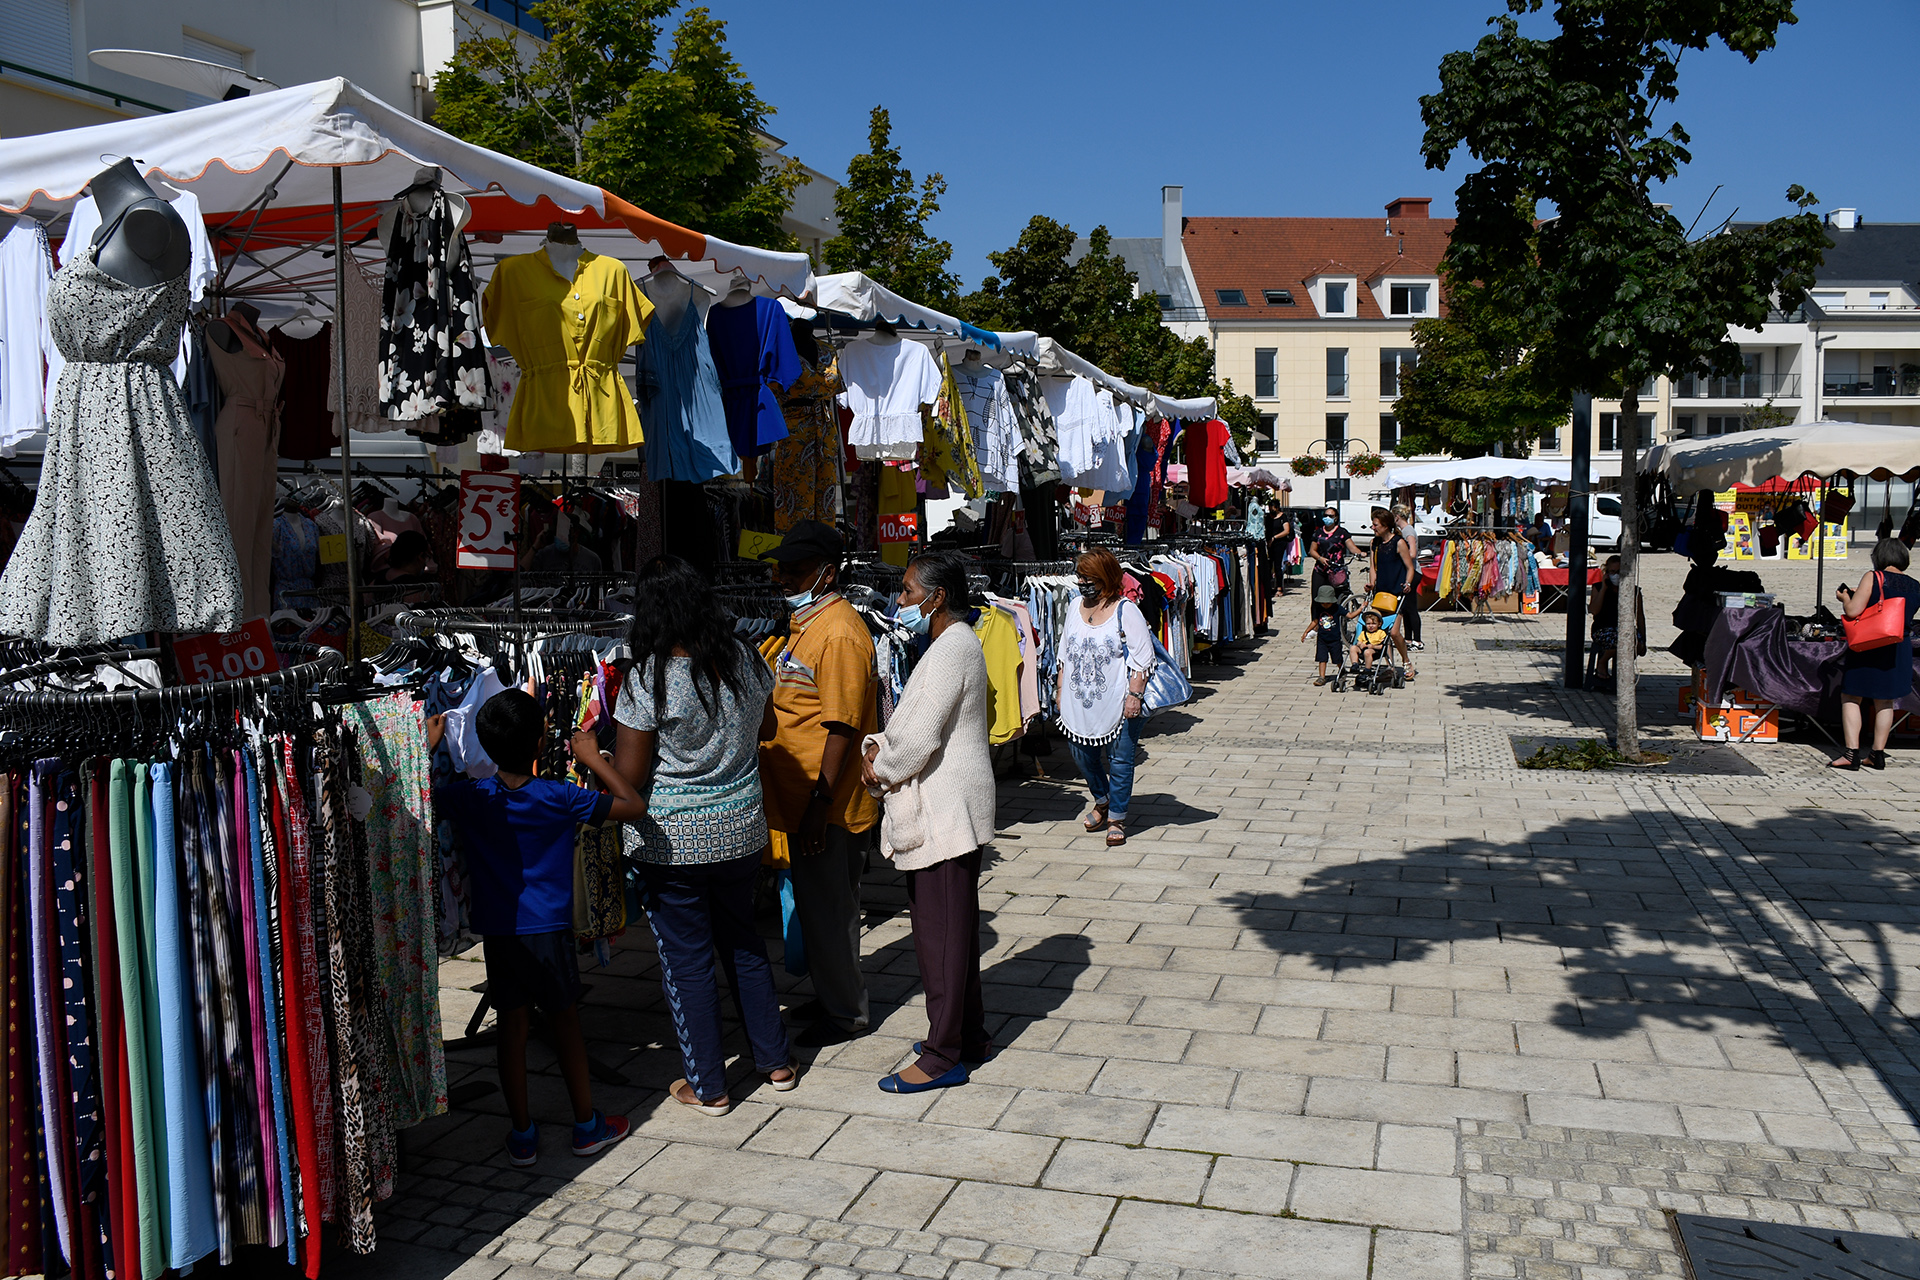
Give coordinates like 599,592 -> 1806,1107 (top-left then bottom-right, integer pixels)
1264,289 -> 1295,305
1215,289 -> 1248,307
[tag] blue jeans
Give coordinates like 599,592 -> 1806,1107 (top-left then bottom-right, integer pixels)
635,852 -> 791,1101
1068,716 -> 1144,822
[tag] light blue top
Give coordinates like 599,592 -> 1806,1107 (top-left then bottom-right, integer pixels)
638,304 -> 736,482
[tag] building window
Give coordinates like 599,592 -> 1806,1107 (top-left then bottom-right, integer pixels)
1264,289 -> 1294,306
1870,291 -> 1891,310
1598,412 -> 1654,452
1215,289 -> 1248,307
1155,293 -> 1174,309
1326,348 -> 1348,398
1706,414 -> 1743,436
472,0 -> 550,37
1379,349 -> 1418,399
1539,421 -> 1561,451
1323,282 -> 1349,315
1389,283 -> 1430,316
1326,413 -> 1347,450
1811,290 -> 1846,312
0,0 -> 73,79
1379,415 -> 1398,453
1254,349 -> 1277,399
1675,414 -> 1695,439
182,32 -> 247,107
1256,414 -> 1277,452
1325,478 -> 1351,502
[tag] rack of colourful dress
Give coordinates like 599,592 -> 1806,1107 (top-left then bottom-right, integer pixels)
1430,533 -> 1541,615
0,640 -> 447,1277
392,606 -> 629,676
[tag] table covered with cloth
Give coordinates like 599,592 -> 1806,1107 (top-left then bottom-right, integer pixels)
1701,606 -> 1920,718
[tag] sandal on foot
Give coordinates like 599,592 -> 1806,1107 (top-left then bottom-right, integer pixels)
1106,822 -> 1127,847
1869,749 -> 1888,771
1830,749 -> 1859,771
1083,806 -> 1110,832
669,1079 -> 732,1116
764,1060 -> 800,1092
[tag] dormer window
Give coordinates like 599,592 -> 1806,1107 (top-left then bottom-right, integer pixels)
1323,282 -> 1349,314
1216,289 -> 1248,307
1264,289 -> 1294,306
1390,283 -> 1431,316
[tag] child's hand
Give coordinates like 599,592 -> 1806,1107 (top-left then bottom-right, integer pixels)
425,713 -> 447,751
569,729 -> 604,764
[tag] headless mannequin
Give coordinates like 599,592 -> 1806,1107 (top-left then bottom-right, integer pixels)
958,347 -> 987,374
377,167 -> 470,251
206,301 -> 264,355
869,319 -> 902,347
643,270 -> 693,333
85,158 -> 190,288
543,221 -> 583,281
718,270 -> 754,309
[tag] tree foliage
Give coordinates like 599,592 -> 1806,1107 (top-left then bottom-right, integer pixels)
960,217 -> 1258,452
821,108 -> 960,311
433,0 -> 802,250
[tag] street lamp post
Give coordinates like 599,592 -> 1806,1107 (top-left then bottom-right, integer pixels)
1306,437 -> 1352,505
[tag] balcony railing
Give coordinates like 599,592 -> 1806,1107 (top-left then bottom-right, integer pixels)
1825,372 -> 1919,397
1675,373 -> 1800,399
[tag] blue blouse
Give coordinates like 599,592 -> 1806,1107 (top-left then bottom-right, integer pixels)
706,296 -> 801,459
637,304 -> 735,482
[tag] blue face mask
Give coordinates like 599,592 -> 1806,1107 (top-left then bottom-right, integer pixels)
894,601 -> 931,635
784,566 -> 827,610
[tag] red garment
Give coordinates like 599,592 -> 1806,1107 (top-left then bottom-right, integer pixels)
1184,419 -> 1230,509
4,773 -> 39,1275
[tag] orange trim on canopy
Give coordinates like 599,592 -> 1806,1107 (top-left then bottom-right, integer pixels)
599,189 -> 705,261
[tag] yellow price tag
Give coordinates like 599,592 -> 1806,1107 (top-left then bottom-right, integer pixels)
739,530 -> 785,561
318,533 -> 348,565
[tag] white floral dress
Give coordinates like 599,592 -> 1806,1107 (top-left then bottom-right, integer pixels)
377,189 -> 490,421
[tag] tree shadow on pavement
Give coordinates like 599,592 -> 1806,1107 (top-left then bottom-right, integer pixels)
1226,805 -> 1920,1123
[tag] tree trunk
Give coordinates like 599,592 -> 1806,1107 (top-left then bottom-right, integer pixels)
1615,383 -> 1641,759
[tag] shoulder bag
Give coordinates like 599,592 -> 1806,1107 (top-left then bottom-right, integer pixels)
1844,572 -> 1908,652
1118,599 -> 1194,716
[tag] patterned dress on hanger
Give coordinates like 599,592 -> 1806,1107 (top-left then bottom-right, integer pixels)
0,254 -> 242,644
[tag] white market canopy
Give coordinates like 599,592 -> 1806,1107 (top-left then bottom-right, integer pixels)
1381,457 -> 1591,488
0,76 -> 815,297
1644,419 -> 1920,490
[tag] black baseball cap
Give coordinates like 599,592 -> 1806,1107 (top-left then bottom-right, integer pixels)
763,519 -> 843,564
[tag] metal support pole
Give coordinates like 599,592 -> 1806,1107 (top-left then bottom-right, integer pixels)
1564,392 -> 1592,688
333,167 -> 361,670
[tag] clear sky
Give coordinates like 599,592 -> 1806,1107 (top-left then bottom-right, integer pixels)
717,0 -> 1920,289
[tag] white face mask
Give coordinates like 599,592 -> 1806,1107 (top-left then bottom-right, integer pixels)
785,566 -> 828,609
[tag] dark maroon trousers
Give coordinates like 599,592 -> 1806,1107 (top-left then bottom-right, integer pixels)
907,846 -> 990,1074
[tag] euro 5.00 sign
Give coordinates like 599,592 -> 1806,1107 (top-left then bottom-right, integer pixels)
171,619 -> 282,686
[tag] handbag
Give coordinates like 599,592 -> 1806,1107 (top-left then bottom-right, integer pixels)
1119,600 -> 1193,716
1844,572 -> 1908,652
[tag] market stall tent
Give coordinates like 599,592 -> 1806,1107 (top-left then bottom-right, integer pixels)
1644,419 -> 1920,490
0,76 -> 815,295
1381,457 -> 1594,488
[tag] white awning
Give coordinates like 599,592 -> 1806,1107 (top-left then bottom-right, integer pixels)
1382,457 -> 1590,487
1644,420 -> 1920,488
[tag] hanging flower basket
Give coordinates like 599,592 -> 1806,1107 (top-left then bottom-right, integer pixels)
1290,454 -> 1327,477
1347,451 -> 1386,479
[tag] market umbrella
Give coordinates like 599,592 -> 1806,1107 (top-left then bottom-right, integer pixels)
1644,420 -> 1920,490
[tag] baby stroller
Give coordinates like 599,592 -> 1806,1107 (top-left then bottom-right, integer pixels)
1338,598 -> 1407,695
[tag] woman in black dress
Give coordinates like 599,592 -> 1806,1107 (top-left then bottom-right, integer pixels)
1308,505 -> 1362,602
1831,538 -> 1920,771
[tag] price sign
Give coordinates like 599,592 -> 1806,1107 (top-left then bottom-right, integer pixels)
1072,504 -> 1096,526
739,529 -> 785,560
878,512 -> 919,545
317,533 -> 348,565
458,469 -> 521,570
1102,504 -> 1128,524
171,619 -> 281,686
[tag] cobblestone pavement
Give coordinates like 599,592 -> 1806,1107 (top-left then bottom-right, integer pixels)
324,553 -> 1920,1280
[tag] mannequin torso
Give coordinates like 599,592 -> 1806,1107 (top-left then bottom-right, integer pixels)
543,239 -> 583,282
84,158 -> 190,288
206,301 -> 265,355
643,271 -> 693,332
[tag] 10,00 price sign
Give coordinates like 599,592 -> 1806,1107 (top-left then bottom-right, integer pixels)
171,619 -> 282,686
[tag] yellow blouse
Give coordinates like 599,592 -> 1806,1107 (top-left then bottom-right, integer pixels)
481,248 -> 653,454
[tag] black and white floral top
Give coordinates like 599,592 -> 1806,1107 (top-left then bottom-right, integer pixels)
378,189 -> 491,420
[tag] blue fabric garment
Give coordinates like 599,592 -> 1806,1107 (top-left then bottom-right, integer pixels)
271,512 -> 320,610
1126,433 -> 1157,545
243,752 -> 298,1262
51,766 -> 110,1264
1066,716 -> 1144,821
433,777 -> 610,935
637,305 -> 736,482
183,323 -> 221,479
706,296 -> 801,458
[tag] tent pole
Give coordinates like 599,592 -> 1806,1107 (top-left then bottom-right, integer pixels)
1815,491 -> 1826,613
333,165 -> 361,670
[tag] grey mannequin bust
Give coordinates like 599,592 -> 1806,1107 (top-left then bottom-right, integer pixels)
85,158 -> 190,288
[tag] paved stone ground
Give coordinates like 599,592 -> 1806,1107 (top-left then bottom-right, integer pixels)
314,550 -> 1920,1280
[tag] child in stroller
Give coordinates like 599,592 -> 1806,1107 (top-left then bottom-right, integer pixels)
1344,605 -> 1406,694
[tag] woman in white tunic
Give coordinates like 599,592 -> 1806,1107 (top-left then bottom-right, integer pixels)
1054,547 -> 1155,846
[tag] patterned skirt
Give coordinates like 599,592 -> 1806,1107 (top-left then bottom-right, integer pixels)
623,774 -> 769,867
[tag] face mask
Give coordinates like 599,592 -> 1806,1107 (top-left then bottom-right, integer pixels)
894,601 -> 931,635
1609,573 -> 1621,584
1077,580 -> 1102,603
784,566 -> 827,610
1322,515 -> 1336,527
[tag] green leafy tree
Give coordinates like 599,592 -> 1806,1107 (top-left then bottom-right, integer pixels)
433,0 -> 802,249
1394,266 -> 1570,457
961,218 -> 1257,453
1421,0 -> 1828,758
821,107 -> 960,311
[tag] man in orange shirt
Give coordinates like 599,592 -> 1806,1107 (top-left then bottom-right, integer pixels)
763,522 -> 880,1046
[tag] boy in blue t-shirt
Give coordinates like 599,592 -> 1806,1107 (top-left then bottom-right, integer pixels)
428,688 -> 648,1166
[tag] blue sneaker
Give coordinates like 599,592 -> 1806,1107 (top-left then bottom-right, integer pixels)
505,1123 -> 538,1167
572,1110 -> 630,1157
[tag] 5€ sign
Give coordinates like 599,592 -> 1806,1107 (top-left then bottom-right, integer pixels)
458,470 -> 521,570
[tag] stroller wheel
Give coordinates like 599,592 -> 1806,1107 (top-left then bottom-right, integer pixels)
1393,669 -> 1406,689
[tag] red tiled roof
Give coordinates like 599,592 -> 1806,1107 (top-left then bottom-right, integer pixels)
1184,211 -> 1455,320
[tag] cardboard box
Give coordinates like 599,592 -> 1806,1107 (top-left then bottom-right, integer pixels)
1677,683 -> 1695,719
1521,591 -> 1540,615
1696,703 -> 1779,742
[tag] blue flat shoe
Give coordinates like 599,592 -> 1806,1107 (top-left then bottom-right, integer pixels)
914,1041 -> 1000,1066
878,1062 -> 970,1093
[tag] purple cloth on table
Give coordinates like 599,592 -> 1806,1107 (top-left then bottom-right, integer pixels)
1702,606 -> 1920,718
705,297 -> 801,459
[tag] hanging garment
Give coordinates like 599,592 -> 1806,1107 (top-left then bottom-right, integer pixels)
637,301 -> 735,481
921,353 -> 984,499
272,509 -> 322,610
839,335 -> 941,460
1182,418 -> 1231,509
53,189 -> 219,392
953,362 -> 1020,492
972,605 -> 1025,744
1043,375 -> 1105,480
0,218 -> 53,456
481,248 -> 649,453
378,188 -> 491,422
311,732 -> 375,1253
272,322 -> 338,461
877,463 -> 918,568
705,294 -> 800,458
182,321 -> 222,475
3,774 -> 43,1275
206,311 -> 285,620
1005,370 -> 1060,487
0,251 -> 243,644
770,357 -> 841,531
327,262 -> 386,434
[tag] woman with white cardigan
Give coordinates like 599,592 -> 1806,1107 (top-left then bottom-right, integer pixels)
860,551 -> 998,1094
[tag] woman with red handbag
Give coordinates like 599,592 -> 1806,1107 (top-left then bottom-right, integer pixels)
1831,539 -> 1920,770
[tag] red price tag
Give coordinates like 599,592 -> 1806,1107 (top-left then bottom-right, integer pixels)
171,619 -> 282,686
458,469 -> 521,570
1072,504 -> 1095,526
1102,504 -> 1128,524
878,512 -> 919,544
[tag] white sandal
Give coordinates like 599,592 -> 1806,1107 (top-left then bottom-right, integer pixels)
765,1060 -> 799,1092
669,1079 -> 732,1116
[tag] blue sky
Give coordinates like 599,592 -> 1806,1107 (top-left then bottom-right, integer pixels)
719,0 -> 1920,288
